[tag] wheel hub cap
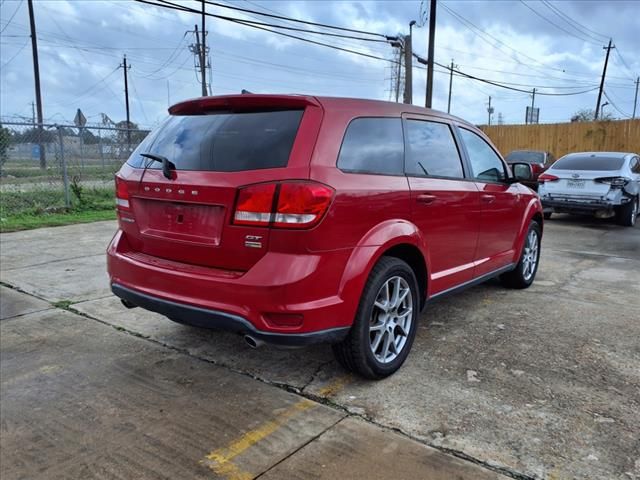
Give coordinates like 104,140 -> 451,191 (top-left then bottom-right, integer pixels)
369,276 -> 413,364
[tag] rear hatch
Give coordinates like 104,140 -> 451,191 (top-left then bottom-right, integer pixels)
115,95 -> 323,271
539,155 -> 627,199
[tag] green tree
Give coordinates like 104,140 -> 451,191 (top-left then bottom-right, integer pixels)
570,108 -> 614,122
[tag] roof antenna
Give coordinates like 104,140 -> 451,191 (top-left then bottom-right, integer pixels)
241,89 -> 253,94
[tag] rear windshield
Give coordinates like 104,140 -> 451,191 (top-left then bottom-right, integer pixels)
551,155 -> 625,171
127,110 -> 304,172
505,151 -> 545,164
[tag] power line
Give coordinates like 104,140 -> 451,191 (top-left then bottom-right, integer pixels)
415,54 -> 601,96
518,0 -> 599,46
603,90 -> 631,118
0,0 -> 23,34
540,0 -> 609,41
613,49 -> 637,81
136,31 -> 188,78
0,38 -> 29,68
138,0 -> 396,64
200,0 -> 388,38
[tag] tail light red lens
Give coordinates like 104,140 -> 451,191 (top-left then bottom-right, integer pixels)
234,183 -> 277,226
538,173 -> 559,183
233,181 -> 334,229
274,182 -> 334,229
115,175 -> 130,208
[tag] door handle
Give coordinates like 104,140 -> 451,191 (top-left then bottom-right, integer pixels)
481,194 -> 496,203
417,193 -> 437,205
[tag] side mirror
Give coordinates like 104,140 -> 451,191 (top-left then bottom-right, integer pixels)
511,162 -> 533,181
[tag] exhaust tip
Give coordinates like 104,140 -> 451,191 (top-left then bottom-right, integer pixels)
244,335 -> 264,349
120,299 -> 137,309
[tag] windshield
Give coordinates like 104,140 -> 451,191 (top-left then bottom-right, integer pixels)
505,151 -> 545,164
127,110 -> 304,172
551,155 -> 625,171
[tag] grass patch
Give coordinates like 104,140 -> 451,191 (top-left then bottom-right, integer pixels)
52,300 -> 74,310
0,186 -> 116,232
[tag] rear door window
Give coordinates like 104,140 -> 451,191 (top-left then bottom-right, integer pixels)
337,118 -> 404,175
404,119 -> 464,178
127,110 -> 304,172
459,128 -> 507,182
551,155 -> 625,171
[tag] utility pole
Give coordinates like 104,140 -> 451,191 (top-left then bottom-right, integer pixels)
526,88 -> 536,124
27,0 -> 45,169
200,1 -> 208,96
447,59 -> 456,114
425,0 -> 437,108
487,96 -> 493,125
594,39 -> 614,120
403,34 -> 413,104
193,24 -> 208,97
31,102 -> 35,127
395,47 -> 403,102
119,56 -> 131,150
633,76 -> 639,119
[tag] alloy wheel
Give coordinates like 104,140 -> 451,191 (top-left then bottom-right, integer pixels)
369,276 -> 413,364
522,230 -> 539,281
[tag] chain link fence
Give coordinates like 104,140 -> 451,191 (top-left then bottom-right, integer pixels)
0,122 -> 149,223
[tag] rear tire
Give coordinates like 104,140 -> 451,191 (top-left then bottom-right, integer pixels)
543,212 -> 552,220
617,196 -> 638,227
332,257 -> 419,380
500,221 -> 541,289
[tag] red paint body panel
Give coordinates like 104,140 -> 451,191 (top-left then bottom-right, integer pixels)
107,95 -> 543,340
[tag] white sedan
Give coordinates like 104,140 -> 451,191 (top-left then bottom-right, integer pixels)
538,151 -> 640,227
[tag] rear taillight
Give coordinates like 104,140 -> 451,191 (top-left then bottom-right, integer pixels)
115,175 -> 130,209
233,183 -> 277,226
233,181 -> 334,229
595,176 -> 629,188
538,173 -> 559,183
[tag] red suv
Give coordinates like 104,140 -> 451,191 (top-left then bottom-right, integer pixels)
108,95 -> 543,379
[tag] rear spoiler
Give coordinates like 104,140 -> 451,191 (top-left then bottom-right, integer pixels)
169,94 -> 322,115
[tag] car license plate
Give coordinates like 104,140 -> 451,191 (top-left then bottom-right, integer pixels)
566,180 -> 585,189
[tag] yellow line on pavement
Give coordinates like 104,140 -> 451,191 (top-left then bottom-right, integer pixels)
317,374 -> 352,397
202,399 -> 315,479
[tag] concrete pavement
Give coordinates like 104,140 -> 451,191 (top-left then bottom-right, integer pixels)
1,216 -> 639,479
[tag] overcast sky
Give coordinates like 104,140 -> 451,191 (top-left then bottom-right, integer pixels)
1,0 -> 638,128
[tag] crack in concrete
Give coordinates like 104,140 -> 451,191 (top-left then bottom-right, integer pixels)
0,252 -> 106,272
2,282 -> 540,480
252,417 -> 347,480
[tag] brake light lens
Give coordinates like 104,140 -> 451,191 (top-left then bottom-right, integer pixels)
233,181 -> 334,229
538,173 -> 559,183
234,183 -> 277,226
274,182 -> 334,228
595,176 -> 629,187
115,175 -> 130,209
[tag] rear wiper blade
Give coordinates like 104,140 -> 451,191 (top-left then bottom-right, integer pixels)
140,153 -> 176,180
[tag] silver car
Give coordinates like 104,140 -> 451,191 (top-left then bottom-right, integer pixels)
538,152 -> 640,227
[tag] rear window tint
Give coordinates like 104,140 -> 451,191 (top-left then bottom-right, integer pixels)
337,118 -> 404,175
505,151 -> 545,164
552,155 -> 625,171
127,110 -> 304,172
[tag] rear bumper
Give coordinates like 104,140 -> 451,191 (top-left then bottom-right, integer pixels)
111,283 -> 349,346
540,195 -> 627,214
107,230 -> 357,345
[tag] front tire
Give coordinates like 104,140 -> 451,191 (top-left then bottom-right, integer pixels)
617,196 -> 638,227
500,221 -> 541,289
332,257 -> 419,380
